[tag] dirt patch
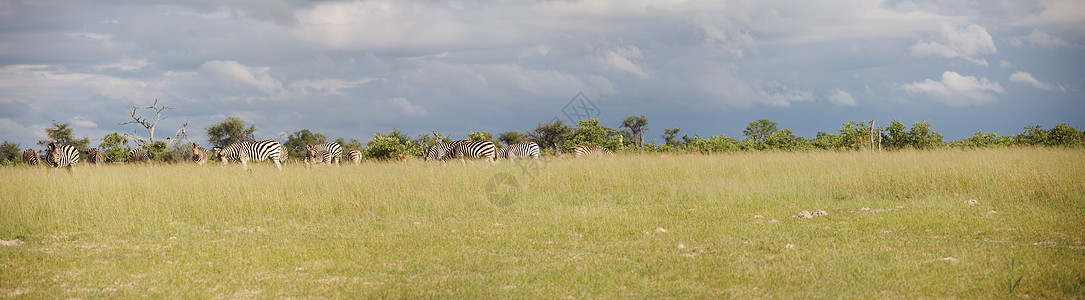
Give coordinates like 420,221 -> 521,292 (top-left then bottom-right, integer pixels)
792,210 -> 828,219
0,239 -> 24,246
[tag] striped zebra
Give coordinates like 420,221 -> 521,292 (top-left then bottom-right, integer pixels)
130,148 -> 151,164
22,149 -> 39,166
87,148 -> 104,166
306,143 -> 343,166
46,142 -> 79,170
306,150 -> 335,166
496,142 -> 540,162
192,143 -> 208,165
573,145 -> 612,158
425,140 -> 466,163
344,149 -> 362,165
214,140 -> 283,171
452,140 -> 496,164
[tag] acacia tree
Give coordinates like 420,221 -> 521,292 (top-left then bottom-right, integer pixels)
205,117 -> 257,148
283,129 -> 328,159
621,115 -> 648,148
663,128 -> 681,148
42,121 -> 91,152
527,119 -> 571,156
120,99 -> 189,148
498,131 -> 527,146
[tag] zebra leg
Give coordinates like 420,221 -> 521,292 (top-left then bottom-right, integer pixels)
273,157 -> 282,171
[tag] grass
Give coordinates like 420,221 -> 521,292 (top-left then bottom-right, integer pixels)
1,147 -> 1083,298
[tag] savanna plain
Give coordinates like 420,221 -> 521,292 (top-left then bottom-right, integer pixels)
1,148 -> 1083,298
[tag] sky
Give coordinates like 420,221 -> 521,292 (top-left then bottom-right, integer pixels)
1,0 -> 1083,148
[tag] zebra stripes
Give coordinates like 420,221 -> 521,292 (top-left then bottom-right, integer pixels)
87,148 -> 104,166
573,145 -> 612,158
130,148 -> 151,164
192,143 -> 208,165
496,142 -> 540,161
426,140 -> 465,163
305,143 -> 343,166
452,140 -> 496,163
214,140 -> 283,171
22,149 -> 39,166
345,150 -> 362,165
46,142 -> 79,170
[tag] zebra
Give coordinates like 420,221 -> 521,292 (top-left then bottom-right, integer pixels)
496,142 -> 540,162
345,149 -> 362,165
22,149 -> 39,166
305,143 -> 343,166
451,140 -> 496,164
306,150 -> 335,166
573,145 -> 612,158
87,148 -> 104,166
213,140 -> 283,171
46,142 -> 79,170
425,140 -> 466,163
192,143 -> 209,165
130,148 -> 152,164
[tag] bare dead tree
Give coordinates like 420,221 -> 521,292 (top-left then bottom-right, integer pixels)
119,99 -> 189,147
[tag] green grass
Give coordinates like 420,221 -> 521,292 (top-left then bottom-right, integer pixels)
2,148 -> 1083,298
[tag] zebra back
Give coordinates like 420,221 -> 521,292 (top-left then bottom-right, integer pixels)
192,143 -> 208,165
22,149 -> 39,166
573,145 -> 612,158
306,143 -> 343,165
496,142 -> 540,160
47,142 -> 79,169
426,140 -> 467,162
87,148 -> 104,165
130,148 -> 151,163
452,140 -> 496,163
345,150 -> 362,165
217,140 -> 283,171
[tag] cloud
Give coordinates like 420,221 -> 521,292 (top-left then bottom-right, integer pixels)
289,78 -> 382,96
909,23 -> 996,66
71,116 -> 98,128
93,58 -> 149,71
1010,71 -> 1062,91
900,71 -> 1005,106
388,97 -> 428,116
826,89 -> 857,106
198,60 -> 284,95
1009,29 -> 1079,49
595,45 -> 649,79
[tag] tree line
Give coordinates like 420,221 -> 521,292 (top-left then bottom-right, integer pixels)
2,116 -> 1083,166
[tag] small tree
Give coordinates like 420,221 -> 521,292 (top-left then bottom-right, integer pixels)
205,117 -> 257,148
909,121 -> 944,150
565,119 -> 621,153
1044,123 -> 1083,147
498,131 -> 527,146
527,119 -> 571,156
283,129 -> 328,159
120,99 -> 189,148
743,119 -> 778,142
663,128 -> 681,148
99,132 -> 131,162
0,141 -> 21,166
468,131 -> 499,148
43,121 -> 91,152
620,115 -> 648,148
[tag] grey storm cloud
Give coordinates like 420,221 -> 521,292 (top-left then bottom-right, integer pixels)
1,0 -> 1083,148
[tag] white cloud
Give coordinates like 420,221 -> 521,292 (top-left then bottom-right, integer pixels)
999,60 -> 1016,69
1009,29 -> 1078,49
826,89 -> 857,106
199,60 -> 284,95
71,116 -> 98,128
93,58 -> 149,71
596,45 -> 649,79
388,97 -> 428,117
909,23 -> 996,66
290,78 -> 382,96
900,71 -> 1005,107
1010,71 -> 1062,91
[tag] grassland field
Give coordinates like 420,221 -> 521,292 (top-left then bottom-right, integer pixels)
1,147 -> 1083,298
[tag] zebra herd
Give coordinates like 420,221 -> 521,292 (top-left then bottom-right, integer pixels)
20,139 -> 613,171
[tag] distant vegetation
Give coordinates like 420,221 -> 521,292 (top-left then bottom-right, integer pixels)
2,115 -> 1083,166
